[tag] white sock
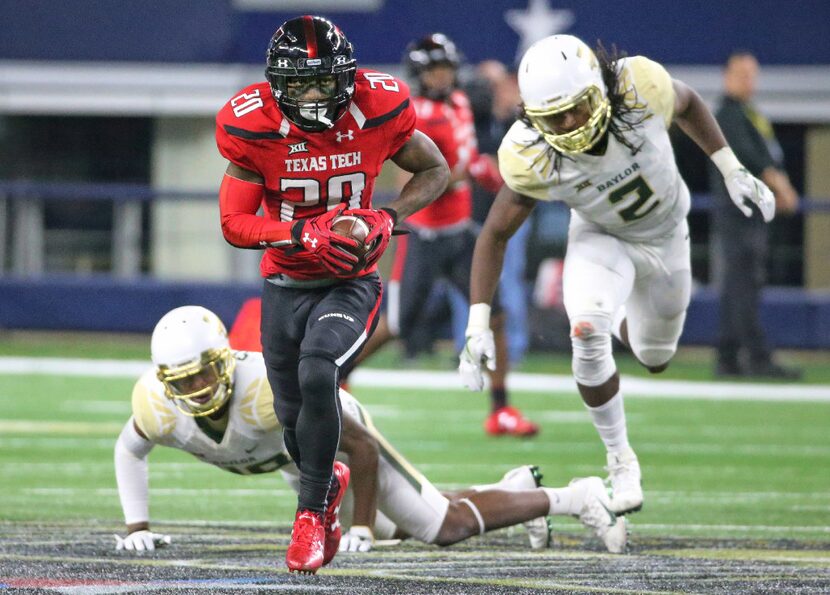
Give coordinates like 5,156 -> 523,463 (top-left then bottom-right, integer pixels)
586,391 -> 630,453
542,486 -> 581,516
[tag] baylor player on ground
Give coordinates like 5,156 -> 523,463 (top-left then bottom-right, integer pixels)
113,306 -> 628,556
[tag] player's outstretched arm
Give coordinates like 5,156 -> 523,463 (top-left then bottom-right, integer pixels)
460,187 -> 536,391
113,420 -> 171,552
672,79 -> 775,222
387,130 -> 450,221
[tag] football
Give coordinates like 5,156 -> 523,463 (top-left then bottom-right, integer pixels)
330,215 -> 372,271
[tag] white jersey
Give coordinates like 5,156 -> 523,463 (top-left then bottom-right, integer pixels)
131,351 -> 291,475
130,351 -> 450,543
499,56 -> 690,242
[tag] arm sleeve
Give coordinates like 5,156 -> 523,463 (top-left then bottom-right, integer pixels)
716,105 -> 776,177
219,174 -> 294,248
114,419 -> 154,525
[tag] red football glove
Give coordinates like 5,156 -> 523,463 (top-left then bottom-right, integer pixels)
344,207 -> 396,270
291,204 -> 360,276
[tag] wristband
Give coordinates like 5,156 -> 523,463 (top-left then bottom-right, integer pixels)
467,303 -> 491,332
710,146 -> 742,177
290,219 -> 304,245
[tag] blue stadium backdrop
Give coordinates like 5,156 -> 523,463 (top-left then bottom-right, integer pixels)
1,0 -> 829,65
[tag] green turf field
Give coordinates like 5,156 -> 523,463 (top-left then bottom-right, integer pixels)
1,337 -> 828,541
1,335 -> 829,592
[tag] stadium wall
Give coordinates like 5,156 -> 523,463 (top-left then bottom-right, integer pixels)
0,277 -> 828,349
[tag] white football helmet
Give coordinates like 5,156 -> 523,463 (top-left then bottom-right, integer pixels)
150,306 -> 236,417
518,35 -> 611,154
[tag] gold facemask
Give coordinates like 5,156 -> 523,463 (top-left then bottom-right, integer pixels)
525,85 -> 611,154
156,347 -> 236,417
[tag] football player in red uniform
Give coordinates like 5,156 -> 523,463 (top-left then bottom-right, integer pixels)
215,15 -> 449,574
345,34 -> 539,437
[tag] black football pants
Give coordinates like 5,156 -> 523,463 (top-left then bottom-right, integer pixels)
261,273 -> 382,512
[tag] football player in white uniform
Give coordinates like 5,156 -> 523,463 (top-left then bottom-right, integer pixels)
114,306 -> 628,557
459,35 -> 776,515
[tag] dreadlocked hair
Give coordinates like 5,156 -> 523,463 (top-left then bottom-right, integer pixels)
596,41 -> 649,154
518,41 -> 650,176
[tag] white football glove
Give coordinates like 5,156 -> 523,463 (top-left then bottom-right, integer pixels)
712,147 -> 775,222
724,168 -> 775,222
338,525 -> 374,553
114,530 -> 171,552
459,303 -> 496,391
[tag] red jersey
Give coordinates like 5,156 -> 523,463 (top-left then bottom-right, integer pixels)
216,69 -> 416,279
406,90 -> 477,229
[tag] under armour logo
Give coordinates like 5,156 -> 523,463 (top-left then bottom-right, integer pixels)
288,141 -> 309,155
336,130 -> 354,142
302,232 -> 318,248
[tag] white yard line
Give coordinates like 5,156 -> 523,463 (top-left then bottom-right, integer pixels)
634,523 -> 830,534
1,356 -> 830,402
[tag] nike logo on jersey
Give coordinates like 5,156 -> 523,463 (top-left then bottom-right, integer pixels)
596,163 -> 641,192
288,141 -> 309,155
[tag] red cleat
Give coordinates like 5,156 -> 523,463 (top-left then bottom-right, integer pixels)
285,509 -> 325,574
322,461 -> 351,566
484,406 -> 540,437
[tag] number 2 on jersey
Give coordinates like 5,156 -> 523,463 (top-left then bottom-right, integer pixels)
608,175 -> 660,222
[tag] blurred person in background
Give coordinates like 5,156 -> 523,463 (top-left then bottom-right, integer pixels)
468,60 -> 532,365
113,306 -> 627,557
348,34 -> 539,437
215,15 -> 449,573
709,51 -> 801,380
460,35 -> 777,515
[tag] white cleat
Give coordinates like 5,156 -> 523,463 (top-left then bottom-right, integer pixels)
605,447 -> 643,515
569,476 -> 628,554
499,465 -> 552,549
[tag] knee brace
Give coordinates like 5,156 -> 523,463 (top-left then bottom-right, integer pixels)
570,313 -> 616,386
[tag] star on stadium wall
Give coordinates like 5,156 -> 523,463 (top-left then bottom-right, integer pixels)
505,0 -> 575,64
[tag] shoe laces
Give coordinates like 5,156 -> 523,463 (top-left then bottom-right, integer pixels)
292,511 -> 323,548
605,453 -> 639,489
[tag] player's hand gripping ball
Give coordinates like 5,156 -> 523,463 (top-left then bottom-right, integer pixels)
330,215 -> 372,274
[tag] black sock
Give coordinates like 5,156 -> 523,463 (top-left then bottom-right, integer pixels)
298,469 -> 331,514
490,387 -> 507,411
